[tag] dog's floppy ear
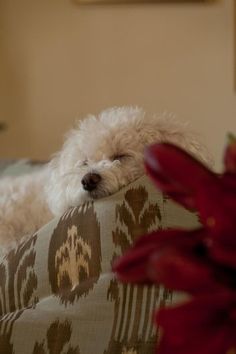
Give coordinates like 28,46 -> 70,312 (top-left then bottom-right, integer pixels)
143,113 -> 213,167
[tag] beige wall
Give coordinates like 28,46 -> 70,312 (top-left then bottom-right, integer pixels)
0,0 -> 235,169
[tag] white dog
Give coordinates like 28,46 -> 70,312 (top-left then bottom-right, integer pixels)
0,106 -> 208,251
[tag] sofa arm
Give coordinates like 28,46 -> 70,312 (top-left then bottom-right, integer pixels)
0,175 -> 198,354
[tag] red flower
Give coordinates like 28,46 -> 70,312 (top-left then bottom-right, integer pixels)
156,291 -> 236,354
144,143 -> 236,237
224,134 -> 236,174
144,143 -> 236,268
114,141 -> 236,286
114,226 -> 236,294
113,137 -> 236,354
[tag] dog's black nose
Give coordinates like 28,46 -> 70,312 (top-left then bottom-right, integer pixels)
81,173 -> 101,191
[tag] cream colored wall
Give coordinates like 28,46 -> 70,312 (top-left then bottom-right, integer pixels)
0,0 -> 235,169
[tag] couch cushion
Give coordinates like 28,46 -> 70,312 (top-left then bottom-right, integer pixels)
0,175 -> 199,354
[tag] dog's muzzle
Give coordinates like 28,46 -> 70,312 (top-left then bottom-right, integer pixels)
81,173 -> 101,191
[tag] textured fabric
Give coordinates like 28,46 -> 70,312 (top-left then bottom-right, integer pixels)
0,162 -> 199,354
0,159 -> 45,177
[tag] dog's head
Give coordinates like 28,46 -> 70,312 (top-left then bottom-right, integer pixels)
46,106 -> 210,215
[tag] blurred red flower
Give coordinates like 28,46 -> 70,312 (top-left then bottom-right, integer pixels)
113,136 -> 236,354
156,291 -> 236,354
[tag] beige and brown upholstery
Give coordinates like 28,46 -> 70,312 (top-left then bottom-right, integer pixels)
0,161 -> 198,354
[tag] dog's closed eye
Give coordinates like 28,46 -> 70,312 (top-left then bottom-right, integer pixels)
75,160 -> 88,168
111,154 -> 129,162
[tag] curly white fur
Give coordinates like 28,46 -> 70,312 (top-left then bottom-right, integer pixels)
0,106 -> 210,251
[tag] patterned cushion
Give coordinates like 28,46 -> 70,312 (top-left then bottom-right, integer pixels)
0,169 -> 199,353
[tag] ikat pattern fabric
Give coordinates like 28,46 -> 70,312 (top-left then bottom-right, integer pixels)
0,161 -> 199,354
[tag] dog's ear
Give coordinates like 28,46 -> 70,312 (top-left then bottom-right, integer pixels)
143,114 -> 213,167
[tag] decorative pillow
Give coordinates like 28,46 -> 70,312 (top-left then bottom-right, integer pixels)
0,174 -> 199,354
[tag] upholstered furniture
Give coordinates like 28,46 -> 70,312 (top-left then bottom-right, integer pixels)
0,161 -> 198,354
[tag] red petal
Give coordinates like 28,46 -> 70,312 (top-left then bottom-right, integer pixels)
156,291 -> 235,331
148,250 -> 221,294
221,173 -> 236,191
113,228 -> 206,282
113,228 -> 207,284
224,134 -> 236,174
157,325 -> 234,354
135,228 -> 205,251
196,183 -> 236,235
210,241 -> 236,269
155,292 -> 236,354
112,241 -> 157,283
144,143 -> 214,209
